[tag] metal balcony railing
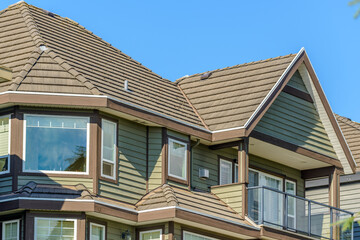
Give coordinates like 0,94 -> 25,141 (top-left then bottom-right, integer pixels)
248,186 -> 354,240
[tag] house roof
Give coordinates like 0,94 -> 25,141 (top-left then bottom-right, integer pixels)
0,1 -> 203,127
336,114 -> 360,169
136,184 -> 251,225
177,54 -> 296,131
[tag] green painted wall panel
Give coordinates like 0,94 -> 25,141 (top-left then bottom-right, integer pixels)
0,176 -> 11,194
99,118 -> 147,204
17,176 -> 93,191
167,129 -> 188,141
254,72 -> 336,159
287,70 -> 308,92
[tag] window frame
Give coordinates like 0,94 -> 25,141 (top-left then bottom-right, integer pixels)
34,217 -> 77,240
167,137 -> 188,182
2,219 -> 19,240
89,222 -> 106,240
218,156 -> 237,185
22,114 -> 90,175
183,230 -> 219,240
0,114 -> 11,175
100,119 -> 117,180
139,229 -> 162,240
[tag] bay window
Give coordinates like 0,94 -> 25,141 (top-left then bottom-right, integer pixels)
90,222 -> 105,240
2,220 -> 19,240
101,119 -> 117,179
139,229 -> 162,240
35,218 -> 76,240
168,138 -> 187,181
23,115 -> 89,173
0,115 -> 10,174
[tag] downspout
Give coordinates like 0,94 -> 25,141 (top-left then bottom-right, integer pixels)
190,139 -> 201,189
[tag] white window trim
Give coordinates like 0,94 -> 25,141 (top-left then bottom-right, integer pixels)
249,168 -> 283,189
90,222 -> 105,240
100,119 -> 117,180
22,114 -> 90,174
167,138 -> 187,181
2,219 -> 19,240
285,179 -> 297,229
183,231 -> 219,240
34,217 -> 77,240
234,163 -> 239,183
0,114 -> 11,175
139,229 -> 162,240
219,158 -> 233,185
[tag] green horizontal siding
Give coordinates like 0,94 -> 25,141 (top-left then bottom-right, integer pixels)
192,144 -> 237,191
99,118 -> 147,204
167,129 -> 188,142
18,176 -> 93,191
148,127 -> 163,191
255,75 -> 336,158
0,176 -> 12,194
250,154 -> 305,197
287,70 -> 308,92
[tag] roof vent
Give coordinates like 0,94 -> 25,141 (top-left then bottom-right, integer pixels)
124,80 -> 131,92
39,45 -> 48,52
43,10 -> 55,17
200,72 -> 212,80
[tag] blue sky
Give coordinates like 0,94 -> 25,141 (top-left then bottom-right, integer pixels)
1,0 -> 359,122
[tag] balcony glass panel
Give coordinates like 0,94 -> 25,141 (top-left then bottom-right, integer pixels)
248,186 -> 353,240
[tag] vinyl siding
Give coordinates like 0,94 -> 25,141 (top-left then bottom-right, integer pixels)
211,184 -> 243,216
99,118 -> 147,204
340,182 -> 360,239
192,144 -> 237,191
18,176 -> 93,191
250,154 -> 305,197
0,176 -> 11,194
287,70 -> 308,92
148,127 -> 163,191
174,223 -> 182,240
107,221 -> 134,240
254,73 -> 337,159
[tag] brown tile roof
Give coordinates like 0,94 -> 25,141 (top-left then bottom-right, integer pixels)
336,114 -> 360,169
0,2 -> 203,127
177,54 -> 296,131
136,184 -> 251,225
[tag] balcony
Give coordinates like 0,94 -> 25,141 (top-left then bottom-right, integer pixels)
248,186 -> 353,240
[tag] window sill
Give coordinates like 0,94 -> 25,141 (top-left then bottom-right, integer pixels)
19,171 -> 92,178
167,175 -> 188,186
99,175 -> 117,184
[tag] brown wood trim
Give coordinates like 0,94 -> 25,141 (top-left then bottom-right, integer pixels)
250,130 -> 343,169
181,225 -> 236,240
11,107 -> 22,192
209,140 -> 241,150
301,166 -> 335,179
168,221 -> 174,240
162,128 -> 167,184
98,117 -> 119,184
283,85 -> 313,103
212,128 -> 246,142
136,224 -> 165,240
146,126 -> 149,193
165,135 -> 191,187
87,217 -> 108,240
260,225 -> 314,240
329,168 -> 340,208
302,55 -> 356,173
238,139 -> 249,218
77,216 -> 86,240
91,112 -> 100,194
245,53 -> 306,137
18,108 -> 95,117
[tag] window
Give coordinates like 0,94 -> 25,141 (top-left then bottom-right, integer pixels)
183,231 -> 218,240
139,229 -> 162,240
35,218 -> 76,240
219,158 -> 239,185
285,180 -> 296,229
101,119 -> 117,179
2,220 -> 19,240
90,223 -> 105,240
23,115 -> 89,173
168,138 -> 187,180
0,115 -> 10,174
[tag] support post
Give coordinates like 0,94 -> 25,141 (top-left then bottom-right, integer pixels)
329,168 -> 340,239
238,138 -> 249,219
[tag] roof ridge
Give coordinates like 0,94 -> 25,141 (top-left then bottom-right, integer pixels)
16,2 -> 46,47
25,4 -> 164,80
8,48 -> 42,91
45,49 -> 101,95
336,114 -> 360,131
176,53 -> 296,84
